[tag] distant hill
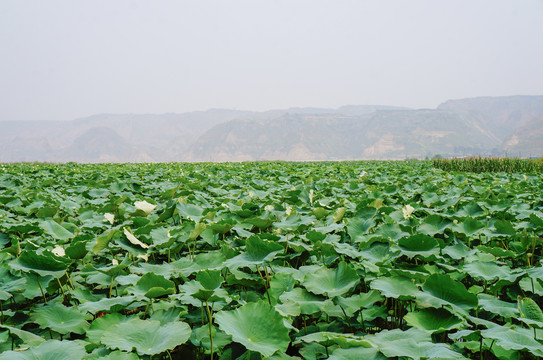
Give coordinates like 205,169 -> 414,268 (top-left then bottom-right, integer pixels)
185,109 -> 501,161
437,95 -> 543,142
502,114 -> 543,156
1,96 -> 542,162
0,110 -> 250,162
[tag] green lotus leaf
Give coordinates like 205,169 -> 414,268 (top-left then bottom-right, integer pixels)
177,202 -> 204,222
35,206 -> 58,218
31,303 -> 91,335
370,276 -> 420,299
329,347 -> 386,360
373,223 -> 410,241
0,324 -> 44,346
101,351 -> 140,360
279,288 -> 328,315
209,219 -> 237,234
481,325 -> 543,356
418,215 -> 453,236
196,269 -> 223,290
476,245 -> 515,259
457,202 -> 485,217
398,234 -> 440,258
478,294 -> 519,318
190,251 -> 227,272
65,240 -> 88,259
87,313 -> 126,344
245,235 -> 283,261
347,217 -> 375,242
404,307 -> 463,333
529,213 -> 543,229
101,318 -> 191,355
78,295 -> 138,315
190,324 -> 232,353
0,267 -> 26,300
303,261 -> 359,298
463,261 -> 514,282
269,272 -> 296,301
419,274 -> 478,313
130,272 -> 176,298
274,214 -> 313,232
334,290 -> 384,316
10,250 -> 68,278
295,331 -> 371,348
149,307 -> 184,325
453,217 -> 485,236
92,229 -> 121,255
365,328 -> 464,359
178,280 -> 231,307
0,340 -> 86,360
225,235 -> 283,268
39,219 -> 75,240
493,220 -> 516,235
94,263 -> 129,277
215,301 -> 290,357
246,216 -> 274,230
305,230 -> 326,243
20,273 -> 54,299
441,240 -> 475,260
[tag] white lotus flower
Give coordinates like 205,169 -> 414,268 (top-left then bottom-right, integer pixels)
402,205 -> 415,219
52,245 -> 65,257
285,205 -> 293,216
104,213 -> 115,224
123,228 -> 149,249
137,254 -> 149,262
134,200 -> 157,215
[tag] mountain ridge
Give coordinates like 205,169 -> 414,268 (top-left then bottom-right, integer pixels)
1,96 -> 542,162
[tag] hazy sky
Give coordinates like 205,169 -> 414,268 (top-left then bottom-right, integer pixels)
1,1 -> 542,121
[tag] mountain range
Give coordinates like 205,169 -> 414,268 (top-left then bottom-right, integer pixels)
1,96 -> 542,163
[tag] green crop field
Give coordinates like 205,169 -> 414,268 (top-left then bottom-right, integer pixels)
0,161 -> 542,359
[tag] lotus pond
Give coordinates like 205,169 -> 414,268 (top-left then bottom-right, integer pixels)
0,161 -> 542,359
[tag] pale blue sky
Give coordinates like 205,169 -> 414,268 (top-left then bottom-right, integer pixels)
1,0 -> 542,121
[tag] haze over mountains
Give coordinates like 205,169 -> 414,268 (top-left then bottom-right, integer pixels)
1,95 -> 542,163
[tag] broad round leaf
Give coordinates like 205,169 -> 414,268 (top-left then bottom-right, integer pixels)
478,294 -> 519,318
398,234 -> 439,258
130,272 -> 176,298
215,301 -> 290,357
39,220 -> 75,240
101,318 -> 191,355
420,274 -> 478,312
481,325 -> 543,356
10,251 -> 68,278
370,276 -> 419,299
329,347 -> 386,360
0,340 -> 85,360
32,303 -> 90,335
303,261 -> 359,298
404,308 -> 463,333
279,288 -> 328,315
463,262 -> 514,282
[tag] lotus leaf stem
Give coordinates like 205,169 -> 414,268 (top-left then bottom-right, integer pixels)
37,277 -> 47,304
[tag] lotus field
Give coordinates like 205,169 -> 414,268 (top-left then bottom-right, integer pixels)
1,161 -> 543,360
